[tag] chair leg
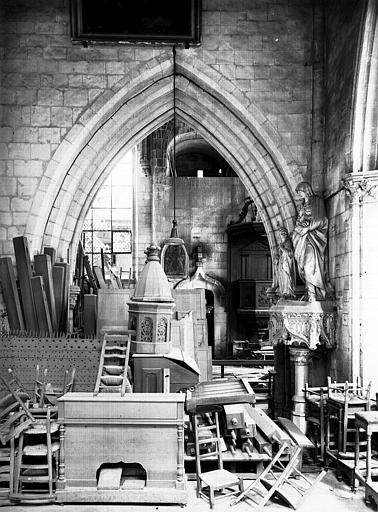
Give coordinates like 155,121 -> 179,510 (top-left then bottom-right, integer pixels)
9,436 -> 15,495
209,486 -> 215,509
13,431 -> 24,496
239,478 -> 244,493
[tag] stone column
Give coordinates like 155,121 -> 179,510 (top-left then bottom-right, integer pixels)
289,346 -> 310,432
343,175 -> 377,382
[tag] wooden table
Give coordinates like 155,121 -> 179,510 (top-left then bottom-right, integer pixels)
325,394 -> 370,462
355,411 -> 378,506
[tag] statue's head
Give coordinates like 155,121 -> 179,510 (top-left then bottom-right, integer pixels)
295,181 -> 313,199
278,225 -> 289,240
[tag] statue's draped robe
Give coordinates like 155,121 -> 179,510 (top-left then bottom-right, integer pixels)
277,238 -> 296,298
292,195 -> 328,299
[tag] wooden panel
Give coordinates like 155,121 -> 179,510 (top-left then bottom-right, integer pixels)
141,368 -> 164,393
133,356 -> 199,393
196,346 -> 212,382
31,275 -> 53,335
13,236 -> 38,331
83,294 -> 97,337
43,246 -> 56,266
53,265 -> 64,329
34,254 -> 58,331
172,289 -> 206,320
93,266 -> 106,288
96,289 -> 131,336
171,312 -> 195,359
55,262 -> 70,331
0,257 -> 25,330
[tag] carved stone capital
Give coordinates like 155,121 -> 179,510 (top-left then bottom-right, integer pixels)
343,174 -> 378,204
269,299 -> 337,350
289,346 -> 310,365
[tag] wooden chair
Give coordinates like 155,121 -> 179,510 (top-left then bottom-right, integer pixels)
304,384 -> 326,462
34,366 -> 76,407
34,366 -> 48,408
44,367 -> 76,406
324,378 -> 372,486
0,370 -> 35,506
11,407 -> 60,503
193,411 -> 243,509
0,369 -> 34,446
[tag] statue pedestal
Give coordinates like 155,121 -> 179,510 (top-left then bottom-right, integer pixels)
269,299 -> 336,431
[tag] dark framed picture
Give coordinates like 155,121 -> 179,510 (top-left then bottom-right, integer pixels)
70,0 -> 201,45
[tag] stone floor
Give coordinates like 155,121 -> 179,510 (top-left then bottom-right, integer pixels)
5,470 -> 376,512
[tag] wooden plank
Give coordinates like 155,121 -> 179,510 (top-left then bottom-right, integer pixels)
83,294 -> 97,337
34,254 -> 58,331
52,265 -> 64,330
0,257 -> 25,331
43,246 -> 56,266
12,236 -> 38,331
55,262 -> 70,331
277,417 -> 314,449
96,289 -> 131,337
247,407 -> 291,444
93,266 -> 106,289
31,276 -> 53,335
253,430 -> 272,454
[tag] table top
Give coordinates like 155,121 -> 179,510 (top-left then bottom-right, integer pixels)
355,411 -> 378,429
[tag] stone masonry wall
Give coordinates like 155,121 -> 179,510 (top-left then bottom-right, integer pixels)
323,1 -> 364,380
0,0 -> 314,262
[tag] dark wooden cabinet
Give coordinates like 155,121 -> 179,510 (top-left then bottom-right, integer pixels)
227,222 -> 272,351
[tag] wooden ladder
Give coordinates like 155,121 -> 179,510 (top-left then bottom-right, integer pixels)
93,331 -> 134,396
231,441 -> 326,509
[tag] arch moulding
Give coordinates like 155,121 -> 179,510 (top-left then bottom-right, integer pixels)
25,53 -> 299,264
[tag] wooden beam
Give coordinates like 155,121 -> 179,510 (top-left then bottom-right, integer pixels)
31,276 -> 52,335
43,246 -> 56,266
34,254 -> 58,331
0,257 -> 25,331
12,236 -> 38,331
248,406 -> 291,444
83,293 -> 97,336
93,266 -> 106,289
52,265 -> 64,331
54,262 -> 70,331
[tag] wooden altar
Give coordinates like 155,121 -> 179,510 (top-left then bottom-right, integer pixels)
56,392 -> 187,504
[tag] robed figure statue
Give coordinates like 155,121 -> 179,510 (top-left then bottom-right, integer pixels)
275,226 -> 296,299
292,181 -> 330,301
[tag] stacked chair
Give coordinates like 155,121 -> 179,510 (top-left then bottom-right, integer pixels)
0,369 -> 34,506
305,376 -> 374,490
0,365 -> 75,504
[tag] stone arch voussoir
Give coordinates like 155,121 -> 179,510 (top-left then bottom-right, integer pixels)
26,52 -> 298,263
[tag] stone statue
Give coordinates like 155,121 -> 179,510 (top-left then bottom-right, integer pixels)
292,181 -> 331,301
228,196 -> 257,225
276,226 -> 296,299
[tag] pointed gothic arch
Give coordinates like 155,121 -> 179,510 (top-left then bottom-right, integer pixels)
25,53 -> 299,262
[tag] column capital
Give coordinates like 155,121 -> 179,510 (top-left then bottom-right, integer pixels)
343,173 -> 378,203
289,346 -> 310,365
